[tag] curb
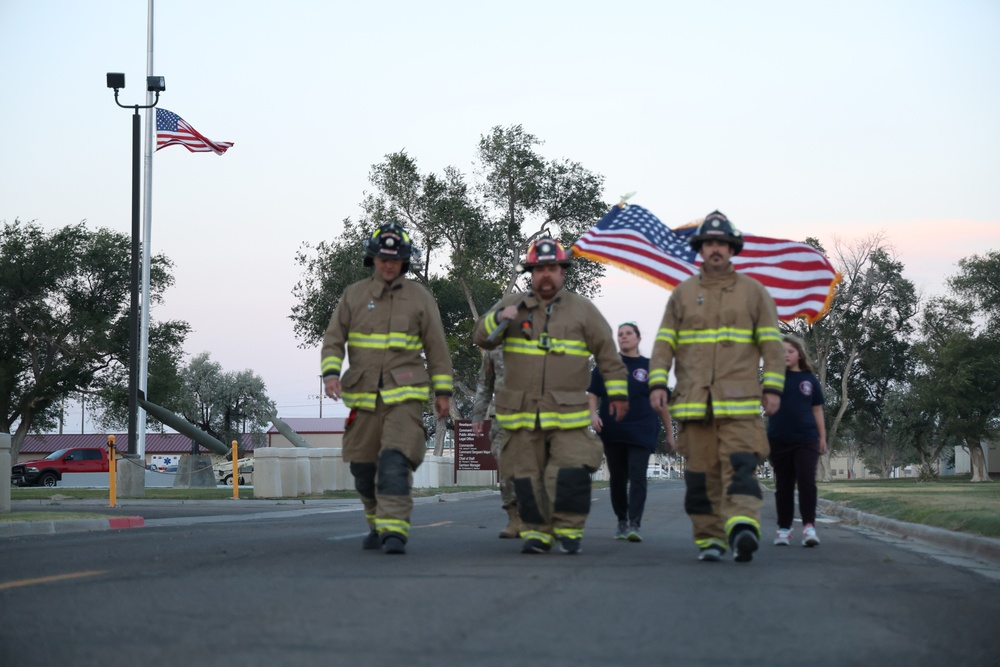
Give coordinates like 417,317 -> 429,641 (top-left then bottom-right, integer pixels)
0,516 -> 144,538
818,499 -> 1000,563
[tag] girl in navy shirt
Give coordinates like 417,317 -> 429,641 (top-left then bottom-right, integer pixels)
767,334 -> 827,547
588,322 -> 674,542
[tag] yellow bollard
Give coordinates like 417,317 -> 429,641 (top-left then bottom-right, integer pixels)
108,435 -> 117,508
231,440 -> 239,500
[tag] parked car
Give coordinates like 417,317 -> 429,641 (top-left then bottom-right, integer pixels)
214,457 -> 254,485
11,448 -> 110,487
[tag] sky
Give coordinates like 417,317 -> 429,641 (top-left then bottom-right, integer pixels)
1,0 -> 998,431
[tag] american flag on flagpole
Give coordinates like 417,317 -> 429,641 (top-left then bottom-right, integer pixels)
572,204 -> 842,324
156,108 -> 234,155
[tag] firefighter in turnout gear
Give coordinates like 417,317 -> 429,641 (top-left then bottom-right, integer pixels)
471,347 -> 520,538
321,222 -> 453,555
649,211 -> 784,563
473,237 -> 629,555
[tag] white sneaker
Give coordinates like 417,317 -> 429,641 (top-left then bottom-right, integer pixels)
773,528 -> 792,546
802,524 -> 820,547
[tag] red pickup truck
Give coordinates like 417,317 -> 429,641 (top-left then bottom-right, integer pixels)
11,448 -> 110,487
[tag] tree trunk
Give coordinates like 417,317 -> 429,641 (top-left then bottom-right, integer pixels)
968,437 -> 992,482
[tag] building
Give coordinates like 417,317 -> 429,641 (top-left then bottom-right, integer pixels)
15,433 -> 258,467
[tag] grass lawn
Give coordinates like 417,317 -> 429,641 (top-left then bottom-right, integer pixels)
817,476 -> 1000,538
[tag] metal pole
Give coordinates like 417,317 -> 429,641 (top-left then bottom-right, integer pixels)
138,0 -> 156,459
129,108 -> 141,457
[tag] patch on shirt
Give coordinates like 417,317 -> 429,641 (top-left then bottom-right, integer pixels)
632,368 -> 648,383
799,380 -> 813,396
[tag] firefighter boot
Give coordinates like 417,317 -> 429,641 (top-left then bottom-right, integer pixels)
499,506 -> 521,539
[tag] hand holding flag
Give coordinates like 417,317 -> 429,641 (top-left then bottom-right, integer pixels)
156,108 -> 233,155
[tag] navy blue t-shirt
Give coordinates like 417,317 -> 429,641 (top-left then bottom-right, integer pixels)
587,354 -> 661,450
767,370 -> 824,445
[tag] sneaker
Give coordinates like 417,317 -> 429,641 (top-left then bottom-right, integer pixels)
381,535 -> 407,555
773,528 -> 792,546
802,524 -> 820,547
615,520 -> 628,540
698,545 -> 726,562
362,530 -> 380,550
558,536 -> 582,555
521,538 -> 552,554
732,528 -> 759,563
626,522 -> 643,543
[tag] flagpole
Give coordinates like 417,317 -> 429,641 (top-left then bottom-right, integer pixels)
139,0 -> 156,460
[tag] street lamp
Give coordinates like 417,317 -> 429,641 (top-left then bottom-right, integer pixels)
106,72 -> 165,457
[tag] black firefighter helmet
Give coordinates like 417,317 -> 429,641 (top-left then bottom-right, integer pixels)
363,222 -> 413,272
688,211 -> 744,255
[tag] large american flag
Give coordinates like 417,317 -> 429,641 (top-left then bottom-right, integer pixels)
573,204 -> 842,324
156,108 -> 234,155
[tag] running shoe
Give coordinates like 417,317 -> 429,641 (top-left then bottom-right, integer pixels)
802,523 -> 820,547
773,528 -> 792,546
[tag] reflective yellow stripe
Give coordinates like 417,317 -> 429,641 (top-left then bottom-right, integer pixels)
762,372 -> 784,390
604,379 -> 627,398
712,399 -> 762,417
432,374 -> 453,392
343,392 -> 377,410
677,327 -> 755,345
755,327 -> 781,344
321,356 -> 343,374
505,339 -> 545,356
725,516 -> 760,535
347,332 -> 422,350
484,311 -> 500,336
380,385 -> 430,404
695,537 -> 727,549
521,530 -> 553,545
495,413 -> 538,430
672,403 -> 708,419
553,527 -> 583,540
656,328 -> 677,350
538,410 -> 590,430
504,338 -> 590,357
376,518 -> 410,537
649,369 -> 669,386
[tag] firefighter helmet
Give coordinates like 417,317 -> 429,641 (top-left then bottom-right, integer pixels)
363,222 -> 413,271
688,211 -> 744,255
517,236 -> 573,273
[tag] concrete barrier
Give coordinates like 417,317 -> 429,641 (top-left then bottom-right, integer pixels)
0,433 -> 11,513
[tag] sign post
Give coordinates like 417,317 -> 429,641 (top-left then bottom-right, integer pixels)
453,419 -> 498,484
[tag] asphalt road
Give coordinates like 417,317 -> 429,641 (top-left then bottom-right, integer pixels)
2,482 -> 998,667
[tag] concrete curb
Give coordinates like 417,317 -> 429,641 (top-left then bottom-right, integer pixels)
818,498 -> 1000,563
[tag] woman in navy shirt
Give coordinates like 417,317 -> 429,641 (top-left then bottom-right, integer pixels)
767,334 -> 827,547
588,322 -> 674,542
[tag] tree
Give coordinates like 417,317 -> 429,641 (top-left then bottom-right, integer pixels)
289,125 -> 609,453
783,234 -> 918,480
0,219 -> 188,459
173,353 -> 276,452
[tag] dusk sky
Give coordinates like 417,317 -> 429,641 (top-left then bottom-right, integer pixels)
1,1 -> 997,430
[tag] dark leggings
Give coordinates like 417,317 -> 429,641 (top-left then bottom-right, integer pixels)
604,442 -> 651,525
769,441 -> 820,529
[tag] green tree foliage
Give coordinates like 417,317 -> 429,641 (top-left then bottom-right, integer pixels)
289,125 -> 609,421
783,234 -> 918,479
174,352 -> 276,451
0,219 -> 189,458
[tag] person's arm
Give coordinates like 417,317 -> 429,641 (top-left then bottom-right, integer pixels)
813,405 -> 827,454
588,392 -> 603,433
471,353 -> 496,437
656,402 -> 675,453
321,286 -> 352,400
